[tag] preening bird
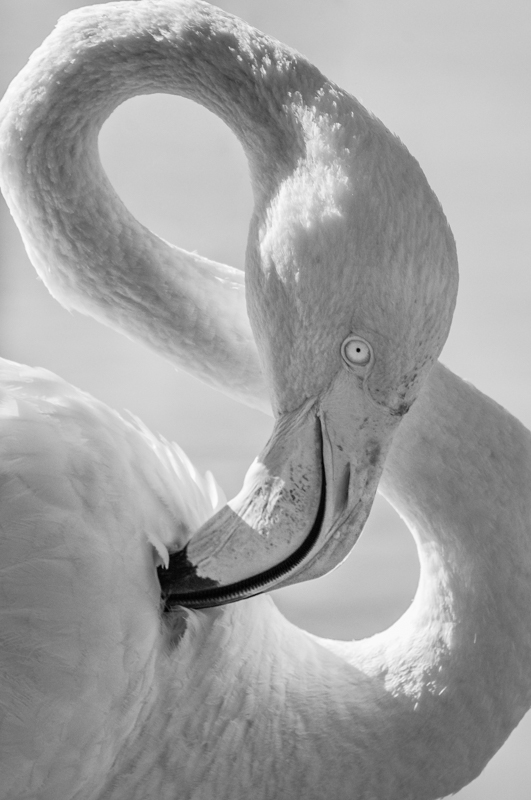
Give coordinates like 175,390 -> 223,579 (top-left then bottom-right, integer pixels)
1,2 -> 530,799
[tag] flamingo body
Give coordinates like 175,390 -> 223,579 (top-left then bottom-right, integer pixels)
0,359 -> 222,798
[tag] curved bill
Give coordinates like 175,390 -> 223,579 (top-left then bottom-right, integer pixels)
158,378 -> 397,610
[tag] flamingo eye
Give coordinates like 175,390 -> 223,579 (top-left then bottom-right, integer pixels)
341,336 -> 372,368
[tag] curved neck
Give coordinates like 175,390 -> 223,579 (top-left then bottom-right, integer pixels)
103,362 -> 531,800
369,361 -> 531,793
0,0 -> 327,409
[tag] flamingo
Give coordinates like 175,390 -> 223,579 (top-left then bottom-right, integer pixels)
0,2 -> 530,799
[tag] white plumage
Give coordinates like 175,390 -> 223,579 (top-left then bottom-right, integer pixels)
1,3 -> 530,799
0,358 -> 225,798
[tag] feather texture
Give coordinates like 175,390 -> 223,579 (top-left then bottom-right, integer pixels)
0,359 -> 223,799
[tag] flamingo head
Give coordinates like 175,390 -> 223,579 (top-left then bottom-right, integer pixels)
159,83 -> 458,608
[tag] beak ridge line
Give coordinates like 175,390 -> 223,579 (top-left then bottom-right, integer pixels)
159,416 -> 327,610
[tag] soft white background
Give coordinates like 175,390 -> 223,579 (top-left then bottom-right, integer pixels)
1,1 -> 530,796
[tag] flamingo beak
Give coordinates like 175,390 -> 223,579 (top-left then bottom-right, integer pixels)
158,373 -> 397,609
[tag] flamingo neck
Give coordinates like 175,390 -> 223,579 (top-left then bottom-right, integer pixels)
0,0 -> 288,409
367,361 -> 531,793
100,363 -> 531,800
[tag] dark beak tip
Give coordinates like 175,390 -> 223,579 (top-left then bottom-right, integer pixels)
157,546 -> 220,610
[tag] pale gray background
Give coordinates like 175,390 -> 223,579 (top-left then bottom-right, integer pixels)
1,1 -> 530,797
